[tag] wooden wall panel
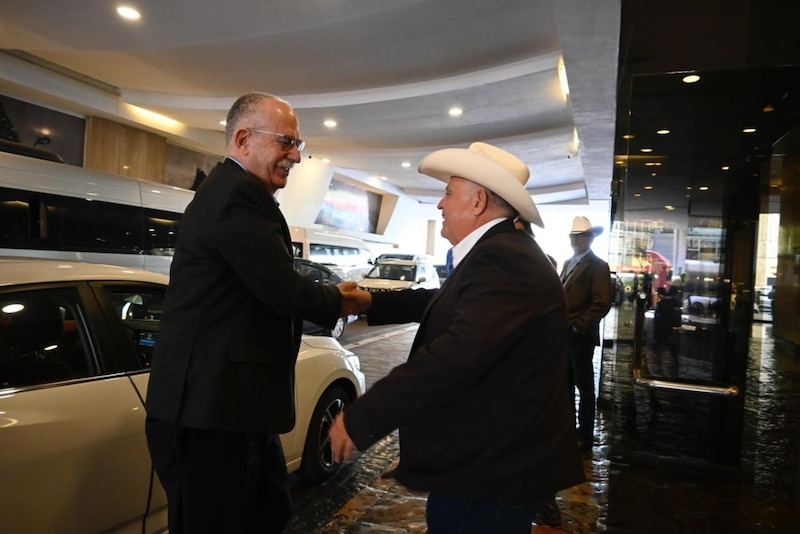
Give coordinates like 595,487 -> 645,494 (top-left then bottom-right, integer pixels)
85,116 -> 166,184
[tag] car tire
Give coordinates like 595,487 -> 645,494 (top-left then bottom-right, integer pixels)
328,317 -> 346,339
299,385 -> 350,483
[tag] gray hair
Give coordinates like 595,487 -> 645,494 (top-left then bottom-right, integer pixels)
485,187 -> 517,218
224,92 -> 289,145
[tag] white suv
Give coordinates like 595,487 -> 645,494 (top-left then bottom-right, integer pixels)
357,259 -> 441,292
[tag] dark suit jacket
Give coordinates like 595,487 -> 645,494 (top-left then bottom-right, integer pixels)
146,159 -> 342,434
344,219 -> 584,499
561,250 -> 612,345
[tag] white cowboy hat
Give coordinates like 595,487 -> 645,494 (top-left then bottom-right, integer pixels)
418,142 -> 544,228
569,216 -> 604,236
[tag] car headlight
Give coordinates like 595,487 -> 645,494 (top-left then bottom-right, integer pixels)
346,353 -> 361,371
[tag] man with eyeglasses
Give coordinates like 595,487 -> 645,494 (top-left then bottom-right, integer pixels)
145,92 -> 354,533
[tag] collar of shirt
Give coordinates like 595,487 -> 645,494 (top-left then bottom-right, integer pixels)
451,217 -> 508,269
567,250 -> 591,270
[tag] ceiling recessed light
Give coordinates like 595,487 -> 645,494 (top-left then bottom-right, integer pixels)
721,166 -> 730,171
322,158 -> 331,163
634,193 -> 641,197
622,134 -> 635,140
448,107 -> 463,117
644,185 -> 653,190
219,120 -> 226,126
651,172 -> 657,176
699,186 -> 709,191
656,129 -> 670,135
401,162 -> 411,168
323,119 -> 337,128
763,104 -> 775,113
378,176 -> 388,181
640,148 -> 653,153
743,128 -> 756,133
116,6 -> 141,20
682,74 -> 700,84
665,205 -> 675,210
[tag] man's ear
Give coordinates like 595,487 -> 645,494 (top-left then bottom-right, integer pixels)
234,128 -> 250,153
473,188 -> 490,214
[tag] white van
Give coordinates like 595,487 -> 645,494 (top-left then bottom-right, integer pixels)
0,150 -> 193,275
289,226 -> 374,272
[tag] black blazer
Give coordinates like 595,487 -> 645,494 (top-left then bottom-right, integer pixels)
561,250 -> 613,345
344,219 -> 584,499
146,159 -> 341,434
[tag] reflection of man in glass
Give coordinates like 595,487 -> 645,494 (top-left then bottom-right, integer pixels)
652,286 -> 680,378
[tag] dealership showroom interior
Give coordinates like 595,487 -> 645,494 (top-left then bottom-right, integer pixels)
1,0 -> 800,532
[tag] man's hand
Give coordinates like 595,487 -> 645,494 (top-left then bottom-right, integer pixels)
337,281 -> 373,316
329,412 -> 356,463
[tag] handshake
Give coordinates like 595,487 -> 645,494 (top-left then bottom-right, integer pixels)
336,281 -> 372,317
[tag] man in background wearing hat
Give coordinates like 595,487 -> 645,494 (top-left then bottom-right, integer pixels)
561,216 -> 613,451
331,143 -> 584,533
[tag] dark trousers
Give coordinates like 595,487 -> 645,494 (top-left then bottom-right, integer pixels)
145,417 -> 292,534
426,493 -> 548,533
567,334 -> 597,442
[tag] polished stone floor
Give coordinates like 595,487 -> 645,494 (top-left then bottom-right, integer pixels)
286,309 -> 798,533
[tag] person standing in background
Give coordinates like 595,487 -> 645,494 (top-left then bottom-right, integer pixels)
145,92 -> 354,533
560,216 -> 613,450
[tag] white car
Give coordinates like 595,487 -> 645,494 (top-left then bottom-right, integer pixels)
358,259 -> 441,292
0,257 -> 365,534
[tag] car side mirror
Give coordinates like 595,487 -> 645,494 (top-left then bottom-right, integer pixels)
418,276 -> 426,283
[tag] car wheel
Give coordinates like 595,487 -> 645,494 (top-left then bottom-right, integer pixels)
329,317 -> 346,339
299,385 -> 349,483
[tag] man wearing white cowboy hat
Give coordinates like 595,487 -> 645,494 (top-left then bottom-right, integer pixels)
330,142 -> 584,533
561,216 -> 613,450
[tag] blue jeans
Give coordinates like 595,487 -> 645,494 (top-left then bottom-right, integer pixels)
426,493 -> 548,534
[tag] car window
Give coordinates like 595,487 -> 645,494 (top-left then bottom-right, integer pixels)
0,288 -> 95,389
297,262 -> 324,283
105,288 -> 164,370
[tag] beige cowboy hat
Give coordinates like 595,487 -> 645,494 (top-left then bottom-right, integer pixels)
569,216 -> 604,236
418,142 -> 544,228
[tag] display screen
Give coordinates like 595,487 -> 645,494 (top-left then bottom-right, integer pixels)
137,331 -> 157,348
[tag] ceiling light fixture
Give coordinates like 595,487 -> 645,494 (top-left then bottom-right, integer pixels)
743,128 -> 757,133
401,162 -> 411,168
558,55 -> 570,100
116,6 -> 141,20
682,74 -> 700,84
640,148 -> 653,153
622,134 -> 635,140
448,107 -> 463,117
657,129 -> 670,135
323,119 -> 337,128
721,166 -> 730,171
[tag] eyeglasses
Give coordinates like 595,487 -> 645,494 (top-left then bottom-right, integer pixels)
247,128 -> 306,152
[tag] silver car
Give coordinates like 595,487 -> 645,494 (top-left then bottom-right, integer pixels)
0,257 -> 365,534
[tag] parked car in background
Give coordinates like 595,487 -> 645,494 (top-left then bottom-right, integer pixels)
0,257 -> 365,534
358,258 -> 441,292
295,258 -> 357,339
435,264 -> 450,285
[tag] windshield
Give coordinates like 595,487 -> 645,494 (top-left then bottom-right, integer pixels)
365,263 -> 417,281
